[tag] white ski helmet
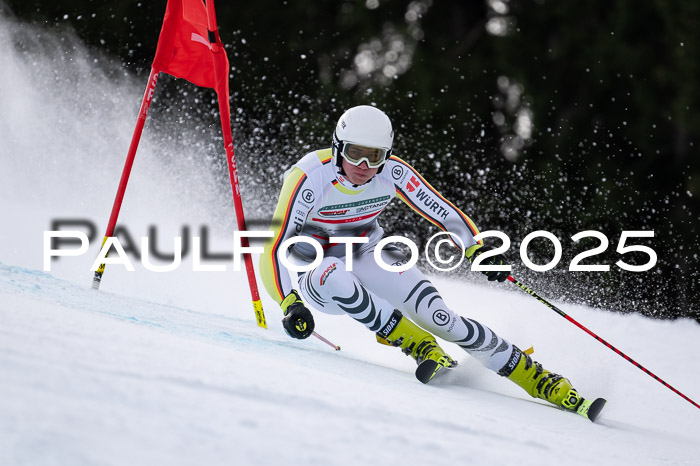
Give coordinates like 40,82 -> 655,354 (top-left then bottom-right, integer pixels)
332,105 -> 394,172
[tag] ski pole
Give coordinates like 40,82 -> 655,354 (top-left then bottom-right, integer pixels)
313,331 -> 341,351
507,275 -> 700,411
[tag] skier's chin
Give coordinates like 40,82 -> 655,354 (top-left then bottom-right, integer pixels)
344,169 -> 376,185
348,175 -> 371,185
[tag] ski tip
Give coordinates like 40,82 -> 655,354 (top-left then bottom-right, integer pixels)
587,398 -> 607,422
415,359 -> 456,384
416,360 -> 437,384
415,359 -> 441,384
577,397 -> 607,422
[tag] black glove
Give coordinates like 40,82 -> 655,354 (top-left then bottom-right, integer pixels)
281,291 -> 315,339
467,244 -> 510,282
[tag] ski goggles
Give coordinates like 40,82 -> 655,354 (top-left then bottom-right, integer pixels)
340,143 -> 390,168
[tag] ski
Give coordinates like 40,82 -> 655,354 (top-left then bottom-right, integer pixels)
415,359 -> 458,384
413,360 -> 607,421
575,397 -> 607,422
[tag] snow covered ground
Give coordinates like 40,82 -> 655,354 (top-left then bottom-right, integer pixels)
2,13 -> 700,466
2,263 -> 700,466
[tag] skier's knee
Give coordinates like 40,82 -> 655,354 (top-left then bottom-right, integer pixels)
404,279 -> 445,315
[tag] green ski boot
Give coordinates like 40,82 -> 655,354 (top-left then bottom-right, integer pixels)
377,310 -> 457,384
499,346 -> 583,411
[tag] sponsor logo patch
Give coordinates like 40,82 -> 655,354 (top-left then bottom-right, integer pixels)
293,213 -> 304,233
319,209 -> 350,217
320,263 -> 337,285
379,315 -> 399,338
432,310 -> 450,326
318,196 -> 391,212
355,200 -> 390,214
406,176 -> 420,193
302,189 -> 315,203
415,188 -> 449,220
391,257 -> 409,275
506,350 -> 521,373
447,317 -> 457,333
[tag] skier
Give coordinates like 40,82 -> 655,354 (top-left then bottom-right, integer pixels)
259,105 -> 594,416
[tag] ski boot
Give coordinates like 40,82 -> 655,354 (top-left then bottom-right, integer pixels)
376,310 -> 457,384
499,346 -> 582,408
499,346 -> 606,421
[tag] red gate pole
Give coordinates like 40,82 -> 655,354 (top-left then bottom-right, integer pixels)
92,68 -> 160,290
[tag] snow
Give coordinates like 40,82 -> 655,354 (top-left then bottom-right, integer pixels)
1,13 -> 700,466
2,264 -> 700,465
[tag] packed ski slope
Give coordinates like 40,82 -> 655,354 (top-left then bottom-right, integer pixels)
2,262 -> 700,466
2,13 -> 700,466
